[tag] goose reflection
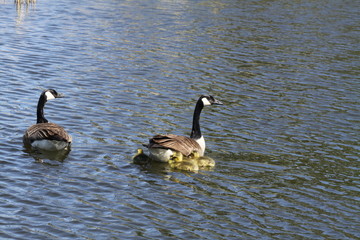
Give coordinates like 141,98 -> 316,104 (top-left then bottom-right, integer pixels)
23,147 -> 70,163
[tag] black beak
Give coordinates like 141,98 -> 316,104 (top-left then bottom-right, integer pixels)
212,99 -> 223,105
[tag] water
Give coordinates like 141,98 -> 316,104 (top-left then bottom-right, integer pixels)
1,0 -> 359,239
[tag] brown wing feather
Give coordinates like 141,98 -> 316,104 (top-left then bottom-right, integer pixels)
147,134 -> 201,156
23,123 -> 72,145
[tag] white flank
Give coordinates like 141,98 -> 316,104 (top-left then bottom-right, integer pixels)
32,140 -> 69,151
45,91 -> 56,100
195,136 -> 206,156
149,148 -> 174,162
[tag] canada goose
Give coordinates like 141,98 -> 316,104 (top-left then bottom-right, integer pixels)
132,148 -> 152,165
23,89 -> 72,151
190,151 -> 216,167
169,152 -> 199,172
144,95 -> 223,162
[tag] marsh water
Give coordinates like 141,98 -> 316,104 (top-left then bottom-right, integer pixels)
0,0 -> 359,239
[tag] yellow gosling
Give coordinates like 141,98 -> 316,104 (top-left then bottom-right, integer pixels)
132,148 -> 151,165
169,152 -> 199,172
190,150 -> 215,167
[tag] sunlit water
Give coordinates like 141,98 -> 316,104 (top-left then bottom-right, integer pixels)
0,0 -> 359,239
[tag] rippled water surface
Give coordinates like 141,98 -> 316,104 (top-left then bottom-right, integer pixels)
1,0 -> 359,239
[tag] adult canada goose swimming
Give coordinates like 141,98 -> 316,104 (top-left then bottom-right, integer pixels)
145,95 -> 223,162
23,89 -> 72,151
169,151 -> 199,172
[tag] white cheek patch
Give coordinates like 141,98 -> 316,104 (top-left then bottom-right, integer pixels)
45,91 -> 56,100
202,97 -> 211,106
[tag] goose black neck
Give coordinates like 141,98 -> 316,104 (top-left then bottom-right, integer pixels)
36,94 -> 48,123
190,98 -> 204,140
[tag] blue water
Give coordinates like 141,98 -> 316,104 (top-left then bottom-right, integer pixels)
0,0 -> 359,239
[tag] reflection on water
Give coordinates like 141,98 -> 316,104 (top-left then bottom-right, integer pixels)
23,146 -> 70,163
0,0 -> 359,239
15,0 -> 36,24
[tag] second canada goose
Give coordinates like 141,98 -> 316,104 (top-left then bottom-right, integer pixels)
23,89 -> 72,151
144,95 -> 223,162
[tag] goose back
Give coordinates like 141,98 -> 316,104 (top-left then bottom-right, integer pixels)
147,134 -> 202,157
23,123 -> 72,146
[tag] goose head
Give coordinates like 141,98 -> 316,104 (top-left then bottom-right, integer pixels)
190,95 -> 223,141
37,89 -> 64,124
43,89 -> 64,101
200,95 -> 223,107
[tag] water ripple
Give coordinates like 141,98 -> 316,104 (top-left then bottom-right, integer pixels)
0,0 -> 359,239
